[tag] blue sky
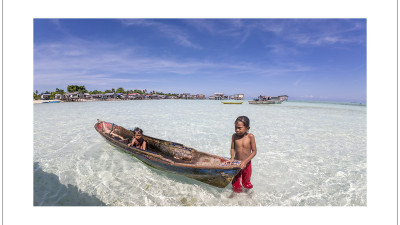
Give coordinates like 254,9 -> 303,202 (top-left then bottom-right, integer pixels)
34,19 -> 366,102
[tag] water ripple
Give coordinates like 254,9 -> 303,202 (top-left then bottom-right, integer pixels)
34,100 -> 366,206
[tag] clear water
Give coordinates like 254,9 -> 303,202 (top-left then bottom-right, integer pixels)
34,100 -> 366,206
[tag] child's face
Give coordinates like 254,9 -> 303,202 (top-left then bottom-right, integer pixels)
235,121 -> 248,136
134,133 -> 142,140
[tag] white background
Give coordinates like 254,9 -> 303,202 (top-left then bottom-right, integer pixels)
2,0 -> 398,224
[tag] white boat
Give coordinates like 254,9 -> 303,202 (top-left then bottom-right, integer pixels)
249,95 -> 287,104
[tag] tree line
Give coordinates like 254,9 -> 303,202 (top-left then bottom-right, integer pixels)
34,85 -> 179,100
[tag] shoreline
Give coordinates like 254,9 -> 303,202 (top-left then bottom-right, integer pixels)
33,99 -> 365,105
33,98 -> 231,104
33,99 -> 124,104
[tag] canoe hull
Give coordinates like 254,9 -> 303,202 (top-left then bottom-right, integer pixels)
135,153 -> 239,188
95,121 -> 241,188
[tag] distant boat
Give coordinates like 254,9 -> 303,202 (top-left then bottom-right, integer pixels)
249,95 -> 288,104
221,102 -> 243,104
43,100 -> 61,103
94,120 -> 241,188
248,100 -> 282,104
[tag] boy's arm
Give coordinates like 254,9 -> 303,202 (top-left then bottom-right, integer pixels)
228,134 -> 236,163
128,138 -> 136,146
241,134 -> 257,168
111,131 -> 125,140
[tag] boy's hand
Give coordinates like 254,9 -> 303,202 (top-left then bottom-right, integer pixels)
240,161 -> 247,169
224,158 -> 234,165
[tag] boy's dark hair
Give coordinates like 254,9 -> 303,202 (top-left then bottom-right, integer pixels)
235,116 -> 250,129
133,127 -> 143,134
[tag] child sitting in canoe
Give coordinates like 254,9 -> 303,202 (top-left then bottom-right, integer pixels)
225,116 -> 257,193
128,127 -> 147,150
101,121 -> 128,142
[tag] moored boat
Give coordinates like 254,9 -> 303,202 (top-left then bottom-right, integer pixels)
248,100 -> 282,104
249,95 -> 288,104
43,100 -> 61,103
94,120 -> 241,188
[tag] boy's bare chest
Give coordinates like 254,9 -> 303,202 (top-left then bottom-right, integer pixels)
234,136 -> 251,148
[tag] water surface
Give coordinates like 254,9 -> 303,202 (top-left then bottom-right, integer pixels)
34,100 -> 366,206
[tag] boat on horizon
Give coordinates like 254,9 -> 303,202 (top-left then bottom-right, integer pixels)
43,100 -> 61,103
249,95 -> 288,104
94,120 -> 241,188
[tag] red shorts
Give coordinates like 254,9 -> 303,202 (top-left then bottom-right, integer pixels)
232,161 -> 253,193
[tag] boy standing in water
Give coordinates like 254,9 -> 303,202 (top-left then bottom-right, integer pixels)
226,116 -> 257,193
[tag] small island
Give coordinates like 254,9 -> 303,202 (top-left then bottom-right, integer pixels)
34,85 -> 246,104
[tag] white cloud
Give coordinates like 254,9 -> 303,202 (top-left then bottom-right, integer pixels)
283,20 -> 365,46
265,44 -> 300,56
120,19 -> 202,49
183,19 -> 255,48
34,35 -> 315,91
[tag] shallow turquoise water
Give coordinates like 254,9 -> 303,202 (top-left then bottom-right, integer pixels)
34,100 -> 366,206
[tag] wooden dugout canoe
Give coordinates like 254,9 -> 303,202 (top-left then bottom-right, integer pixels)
94,120 -> 241,188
